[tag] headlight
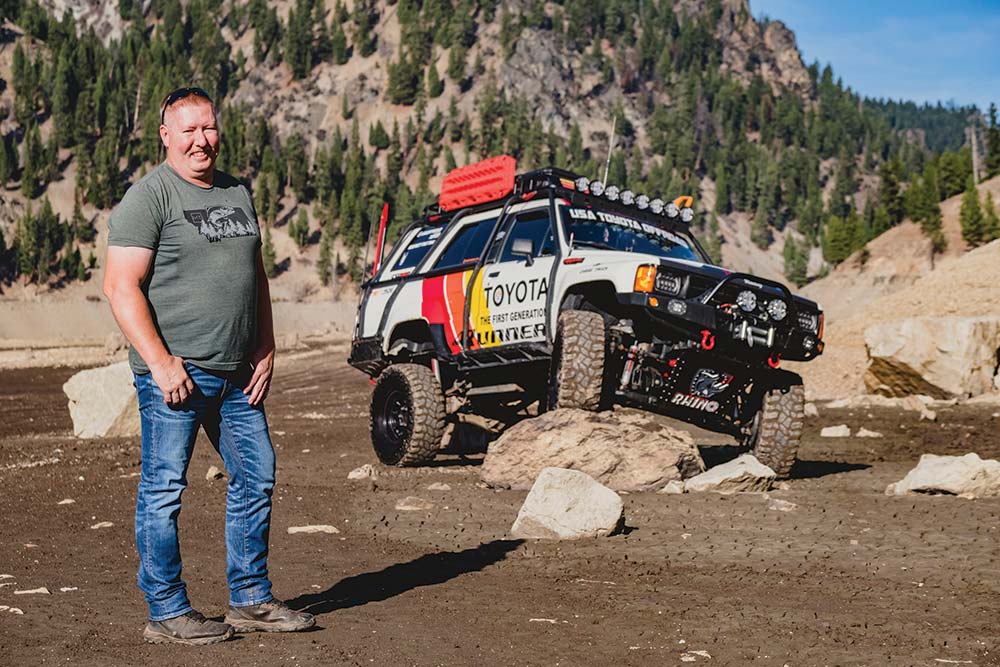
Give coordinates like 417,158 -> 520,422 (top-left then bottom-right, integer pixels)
767,299 -> 787,321
605,185 -> 620,201
621,190 -> 635,205
797,311 -> 819,333
655,272 -> 682,295
590,180 -> 605,196
574,176 -> 590,191
736,290 -> 757,312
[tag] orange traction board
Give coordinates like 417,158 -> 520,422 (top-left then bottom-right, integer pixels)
439,155 -> 517,211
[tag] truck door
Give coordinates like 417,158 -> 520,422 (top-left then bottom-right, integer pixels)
468,208 -> 557,348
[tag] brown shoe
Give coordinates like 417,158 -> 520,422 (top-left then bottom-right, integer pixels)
143,610 -> 234,645
224,598 -> 315,633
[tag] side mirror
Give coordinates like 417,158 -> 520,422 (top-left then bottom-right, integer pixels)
511,238 -> 534,266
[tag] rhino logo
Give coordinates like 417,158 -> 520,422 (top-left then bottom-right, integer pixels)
183,206 -> 257,242
690,368 -> 733,398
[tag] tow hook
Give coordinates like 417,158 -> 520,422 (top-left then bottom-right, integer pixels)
767,353 -> 781,369
700,329 -> 716,351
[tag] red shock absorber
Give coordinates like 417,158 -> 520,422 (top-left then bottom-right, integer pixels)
700,329 -> 716,351
767,353 -> 781,369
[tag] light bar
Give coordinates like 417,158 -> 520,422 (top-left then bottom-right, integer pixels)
605,185 -> 620,201
590,180 -> 605,196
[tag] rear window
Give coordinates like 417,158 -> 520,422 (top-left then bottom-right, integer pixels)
392,226 -> 443,272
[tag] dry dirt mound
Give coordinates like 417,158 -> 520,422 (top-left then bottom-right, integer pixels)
802,174 -> 1000,323
790,239 -> 1000,400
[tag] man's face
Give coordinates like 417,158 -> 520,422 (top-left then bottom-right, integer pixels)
159,100 -> 220,183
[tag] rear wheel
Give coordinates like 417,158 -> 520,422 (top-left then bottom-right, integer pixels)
550,310 -> 608,410
743,384 -> 804,478
370,364 -> 445,466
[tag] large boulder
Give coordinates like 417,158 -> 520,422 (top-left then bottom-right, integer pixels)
683,455 -> 776,493
63,361 -> 140,439
510,468 -> 624,539
864,317 -> 1000,399
481,408 -> 704,491
886,453 -> 1000,498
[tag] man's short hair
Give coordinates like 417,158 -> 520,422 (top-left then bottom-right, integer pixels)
160,87 -> 216,126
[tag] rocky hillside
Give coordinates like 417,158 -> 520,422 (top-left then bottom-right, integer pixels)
0,0 -> 987,306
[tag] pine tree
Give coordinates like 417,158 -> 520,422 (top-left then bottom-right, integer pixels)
369,121 -> 390,150
823,215 -> 853,265
15,205 -> 37,281
316,221 -> 332,285
447,44 -> 466,83
982,191 -> 999,242
986,103 -> 1000,178
959,175 -> 985,247
783,235 -> 808,287
261,223 -> 277,278
702,212 -> 723,265
426,60 -> 444,99
291,207 -> 310,247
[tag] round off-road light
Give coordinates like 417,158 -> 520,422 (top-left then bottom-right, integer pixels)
575,176 -> 590,191
680,207 -> 695,223
667,299 -> 687,315
665,202 -> 680,218
650,198 -> 665,214
589,180 -> 605,196
736,290 -> 757,312
621,190 -> 635,205
767,299 -> 787,321
605,185 -> 620,201
802,335 -> 816,351
636,194 -> 650,210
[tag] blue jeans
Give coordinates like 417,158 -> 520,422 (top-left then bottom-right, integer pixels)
134,363 -> 275,621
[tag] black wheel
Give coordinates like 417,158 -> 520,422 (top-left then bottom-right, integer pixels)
743,383 -> 804,478
549,310 -> 607,410
370,364 -> 445,466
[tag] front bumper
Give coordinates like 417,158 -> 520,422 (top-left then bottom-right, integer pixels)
616,292 -> 823,362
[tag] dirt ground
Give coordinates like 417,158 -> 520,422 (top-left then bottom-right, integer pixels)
2,347 -> 1000,666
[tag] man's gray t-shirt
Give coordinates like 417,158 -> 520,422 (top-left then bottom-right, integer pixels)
108,163 -> 261,374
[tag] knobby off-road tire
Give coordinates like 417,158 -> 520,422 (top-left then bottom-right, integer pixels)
746,383 -> 804,478
370,364 -> 446,466
550,310 -> 607,411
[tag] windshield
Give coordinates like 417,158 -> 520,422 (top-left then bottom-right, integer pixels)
559,205 -> 704,262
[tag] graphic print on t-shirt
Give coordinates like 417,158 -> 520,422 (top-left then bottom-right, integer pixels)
183,206 -> 256,242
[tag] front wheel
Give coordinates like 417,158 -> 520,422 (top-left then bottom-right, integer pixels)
549,309 -> 608,411
370,364 -> 445,466
743,384 -> 804,478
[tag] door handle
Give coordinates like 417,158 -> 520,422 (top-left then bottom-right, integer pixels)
487,271 -> 499,277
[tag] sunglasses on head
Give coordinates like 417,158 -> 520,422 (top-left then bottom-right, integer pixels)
160,87 -> 214,124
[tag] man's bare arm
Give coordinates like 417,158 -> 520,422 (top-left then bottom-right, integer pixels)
103,246 -> 193,405
245,250 -> 275,405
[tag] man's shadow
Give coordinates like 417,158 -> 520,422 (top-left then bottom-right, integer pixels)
286,539 -> 524,616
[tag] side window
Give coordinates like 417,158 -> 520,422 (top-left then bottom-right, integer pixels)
499,210 -> 555,262
391,226 -> 443,273
432,218 -> 497,270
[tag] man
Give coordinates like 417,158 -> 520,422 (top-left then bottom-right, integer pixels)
104,87 -> 314,645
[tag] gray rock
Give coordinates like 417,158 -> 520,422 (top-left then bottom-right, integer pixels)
864,317 -> 1000,399
886,453 -> 1000,498
395,496 -> 434,511
684,455 -> 776,493
347,464 -> 378,480
820,424 -> 851,438
855,428 -> 883,438
481,408 -> 704,491
804,402 -> 819,417
425,482 -> 452,491
287,525 -> 340,534
511,468 -> 624,539
766,497 -> 798,512
658,480 -> 686,495
63,361 -> 140,439
205,465 -> 224,481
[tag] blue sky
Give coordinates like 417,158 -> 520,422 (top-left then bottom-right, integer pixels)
749,0 -> 1000,112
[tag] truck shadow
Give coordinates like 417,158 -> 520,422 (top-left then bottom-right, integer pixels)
697,444 -> 870,479
285,539 -> 524,616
